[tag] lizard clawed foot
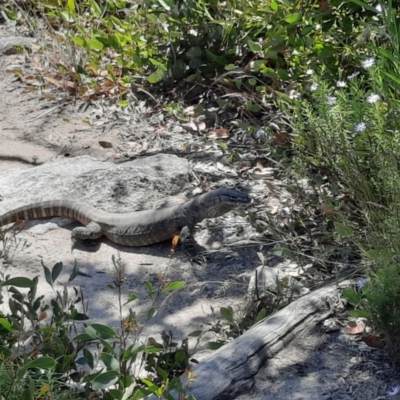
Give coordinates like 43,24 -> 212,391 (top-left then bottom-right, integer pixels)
189,253 -> 206,266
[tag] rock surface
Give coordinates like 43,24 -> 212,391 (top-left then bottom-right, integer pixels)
0,153 -> 190,212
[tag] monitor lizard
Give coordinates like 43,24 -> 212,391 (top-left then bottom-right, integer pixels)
0,188 -> 251,247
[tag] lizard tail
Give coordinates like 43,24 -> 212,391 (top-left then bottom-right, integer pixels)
0,200 -> 95,227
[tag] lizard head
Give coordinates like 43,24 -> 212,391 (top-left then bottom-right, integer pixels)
203,188 -> 251,218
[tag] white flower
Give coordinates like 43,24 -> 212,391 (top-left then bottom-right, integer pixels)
362,58 -> 375,69
289,89 -> 301,99
306,69 -> 314,76
336,81 -> 347,88
376,4 -> 382,13
355,122 -> 366,132
367,93 -> 380,104
310,82 -> 319,92
356,278 -> 367,289
388,385 -> 400,396
326,95 -> 337,105
348,71 -> 360,80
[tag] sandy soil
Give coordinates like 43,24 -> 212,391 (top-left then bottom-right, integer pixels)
1,24 -> 399,399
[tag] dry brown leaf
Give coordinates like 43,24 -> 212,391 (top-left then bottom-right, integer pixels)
44,76 -> 76,90
266,181 -> 276,191
183,105 -> 196,116
362,334 -> 383,348
317,0 -> 331,11
272,131 -> 290,145
256,160 -> 264,169
155,125 -> 167,135
344,321 -> 365,335
147,337 -> 163,348
198,121 -> 206,131
99,141 -> 113,149
319,204 -> 333,215
207,128 -> 230,139
172,235 -> 180,247
233,161 -> 252,171
103,78 -> 115,88
39,311 -> 47,321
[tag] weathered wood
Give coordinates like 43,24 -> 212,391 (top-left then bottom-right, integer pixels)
179,280 -> 350,400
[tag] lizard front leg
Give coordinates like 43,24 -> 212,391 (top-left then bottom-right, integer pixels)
71,221 -> 103,249
179,226 -> 205,265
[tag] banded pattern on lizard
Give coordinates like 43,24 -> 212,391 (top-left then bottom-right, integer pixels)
0,189 -> 251,247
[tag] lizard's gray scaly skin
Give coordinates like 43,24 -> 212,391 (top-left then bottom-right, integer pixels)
0,189 -> 251,246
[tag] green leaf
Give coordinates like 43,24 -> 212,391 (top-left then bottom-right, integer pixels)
72,37 -> 86,47
342,289 -> 360,306
0,345 -> 12,357
52,262 -> 63,283
71,312 -> 90,321
174,349 -> 188,363
186,46 -> 202,58
143,345 -> 163,353
270,0 -> 278,11
3,8 -> 17,20
98,338 -> 115,354
24,357 -> 56,370
90,324 -> 119,339
60,10 -> 75,23
89,0 -> 102,17
100,353 -> 120,372
284,13 -> 301,24
204,341 -> 225,350
69,260 -> 79,282
148,68 -> 165,84
188,330 -> 202,337
122,343 -> 144,362
118,100 -> 129,107
147,307 -> 157,320
121,384 -> 136,400
245,101 -> 261,112
149,58 -> 167,70
186,74 -> 197,82
379,49 -> 396,63
83,348 -> 94,369
3,277 -> 34,288
67,0 -> 75,13
123,293 -> 138,306
144,281 -> 154,299
92,371 -> 120,390
301,26 -> 313,36
348,0 -> 378,12
156,367 -> 168,380
384,71 -> 400,86
157,0 -> 171,11
247,40 -> 262,53
87,38 -> 104,51
225,64 -> 236,71
335,223 -> 353,238
220,307 -> 234,323
348,310 -> 371,319
42,260 -> 52,286
0,318 -> 13,331
162,281 -> 185,293
255,308 -> 267,323
73,333 -> 95,342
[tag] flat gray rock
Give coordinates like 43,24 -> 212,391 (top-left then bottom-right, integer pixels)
0,154 -> 189,212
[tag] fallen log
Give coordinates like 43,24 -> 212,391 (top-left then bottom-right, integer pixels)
178,279 -> 350,400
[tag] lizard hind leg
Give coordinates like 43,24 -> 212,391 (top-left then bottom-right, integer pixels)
71,221 -> 103,242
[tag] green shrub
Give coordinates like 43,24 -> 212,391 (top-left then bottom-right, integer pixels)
0,240 -> 190,399
286,0 -> 400,362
